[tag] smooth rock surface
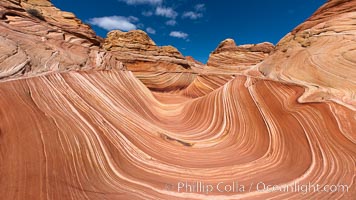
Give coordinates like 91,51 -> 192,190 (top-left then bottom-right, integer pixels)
255,0 -> 356,109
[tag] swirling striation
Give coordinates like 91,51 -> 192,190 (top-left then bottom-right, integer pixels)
256,0 -> 356,109
0,70 -> 355,199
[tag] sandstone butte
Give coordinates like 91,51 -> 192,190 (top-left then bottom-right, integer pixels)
0,0 -> 355,199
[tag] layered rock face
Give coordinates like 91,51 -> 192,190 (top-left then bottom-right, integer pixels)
103,30 -> 192,71
0,0 -> 123,81
190,39 -> 275,98
255,0 -> 356,109
206,38 -> 274,72
0,0 -> 356,200
103,30 -> 196,91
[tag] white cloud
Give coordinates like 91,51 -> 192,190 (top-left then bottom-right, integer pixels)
127,16 -> 139,22
88,16 -> 138,31
182,4 -> 206,20
195,4 -> 206,11
165,19 -> 177,26
142,11 -> 153,16
137,23 -> 145,29
169,31 -> 188,39
182,11 -> 202,20
146,27 -> 156,34
155,7 -> 178,19
119,0 -> 162,5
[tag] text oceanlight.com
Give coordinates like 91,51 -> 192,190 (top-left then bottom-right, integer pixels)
169,181 -> 349,194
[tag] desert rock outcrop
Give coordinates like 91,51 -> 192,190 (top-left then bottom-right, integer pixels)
103,30 -> 196,91
255,0 -> 356,109
206,38 -> 274,72
0,0 -> 123,81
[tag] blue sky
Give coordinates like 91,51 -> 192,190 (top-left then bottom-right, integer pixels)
52,0 -> 326,63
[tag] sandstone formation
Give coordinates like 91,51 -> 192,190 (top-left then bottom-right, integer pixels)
254,0 -> 356,109
192,39 -> 275,97
206,38 -> 274,72
1,69 -> 355,200
103,30 -> 196,91
0,0 -> 355,200
179,74 -> 234,98
0,0 -> 123,81
186,56 -> 205,73
103,30 -> 192,72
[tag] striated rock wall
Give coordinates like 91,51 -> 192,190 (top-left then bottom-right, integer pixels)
0,0 -> 195,91
255,0 -> 356,109
102,30 -> 193,71
206,38 -> 274,72
0,0 -> 124,81
1,70 -> 355,199
102,30 -> 196,91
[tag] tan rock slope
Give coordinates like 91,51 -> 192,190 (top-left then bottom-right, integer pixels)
0,0 -> 355,199
183,39 -> 275,98
103,30 -> 196,91
103,30 -> 191,71
206,38 -> 274,73
254,0 -> 356,109
0,0 -> 115,80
